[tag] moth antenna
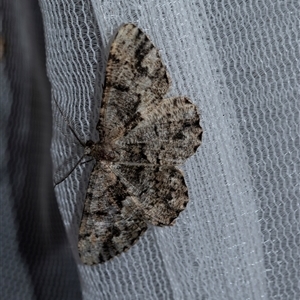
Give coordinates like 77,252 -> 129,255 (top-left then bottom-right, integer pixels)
53,97 -> 86,147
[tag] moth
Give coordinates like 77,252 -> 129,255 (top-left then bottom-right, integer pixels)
76,23 -> 203,265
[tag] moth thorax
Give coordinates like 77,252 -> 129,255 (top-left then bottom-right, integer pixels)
88,143 -> 115,161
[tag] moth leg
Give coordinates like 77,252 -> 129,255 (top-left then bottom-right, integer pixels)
53,153 -> 90,187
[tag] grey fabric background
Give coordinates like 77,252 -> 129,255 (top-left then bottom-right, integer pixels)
1,0 -> 82,299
